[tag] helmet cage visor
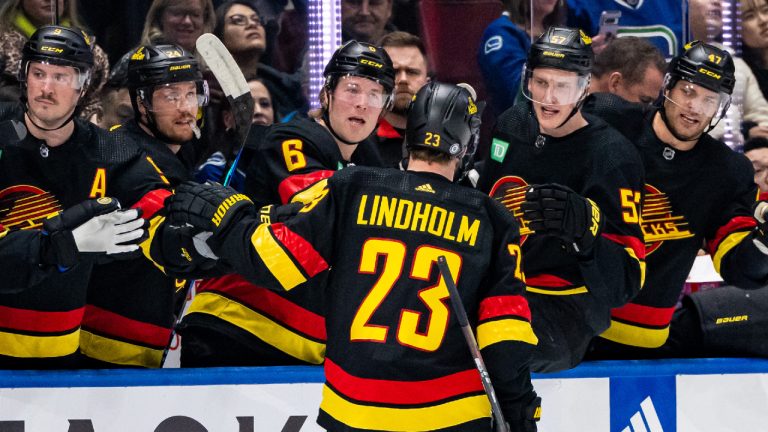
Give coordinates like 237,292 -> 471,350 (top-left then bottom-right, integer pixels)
23,60 -> 91,90
328,74 -> 393,109
138,80 -> 209,113
522,64 -> 590,107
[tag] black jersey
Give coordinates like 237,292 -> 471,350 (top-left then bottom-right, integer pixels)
583,93 -> 767,352
79,120 -> 193,368
217,166 -> 538,431
478,101 -> 646,372
0,102 -> 170,367
181,117 -> 383,366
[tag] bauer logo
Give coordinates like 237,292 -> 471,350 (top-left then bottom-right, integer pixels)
610,375 -> 675,432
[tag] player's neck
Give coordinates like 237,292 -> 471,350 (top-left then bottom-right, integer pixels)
407,158 -> 455,181
543,110 -> 588,138
652,112 -> 698,151
137,120 -> 182,153
24,112 -> 75,147
385,111 -> 406,129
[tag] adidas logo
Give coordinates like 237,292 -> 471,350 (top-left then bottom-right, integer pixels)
415,183 -> 436,193
621,396 -> 663,432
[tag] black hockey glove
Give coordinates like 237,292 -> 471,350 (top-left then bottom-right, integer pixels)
257,202 -> 305,225
167,181 -> 254,236
504,395 -> 542,432
41,198 -> 147,268
521,183 -> 603,257
752,201 -> 768,254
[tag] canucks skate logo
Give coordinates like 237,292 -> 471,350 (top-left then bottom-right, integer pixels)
0,185 -> 62,230
489,176 -> 533,239
614,0 -> 644,9
642,183 -> 694,255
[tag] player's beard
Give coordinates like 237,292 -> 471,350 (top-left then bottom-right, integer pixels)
392,92 -> 412,115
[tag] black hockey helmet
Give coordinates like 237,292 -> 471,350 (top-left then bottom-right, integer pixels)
323,40 -> 395,94
665,41 -> 736,95
126,44 -> 208,113
20,25 -> 94,89
526,26 -> 594,74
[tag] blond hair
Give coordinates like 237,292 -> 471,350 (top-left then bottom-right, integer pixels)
140,0 -> 215,49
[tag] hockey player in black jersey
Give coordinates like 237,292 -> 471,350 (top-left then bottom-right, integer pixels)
168,81 -> 541,432
75,44 -> 214,368
0,25 -> 171,368
178,40 -> 391,367
582,41 -> 768,359
477,26 -> 646,373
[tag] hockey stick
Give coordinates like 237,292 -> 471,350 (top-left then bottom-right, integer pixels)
437,256 -> 509,432
196,33 -> 255,186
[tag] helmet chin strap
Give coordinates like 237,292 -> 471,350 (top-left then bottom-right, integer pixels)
22,85 -> 85,132
659,95 -> 710,143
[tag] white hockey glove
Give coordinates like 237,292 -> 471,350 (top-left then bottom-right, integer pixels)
72,209 -> 146,254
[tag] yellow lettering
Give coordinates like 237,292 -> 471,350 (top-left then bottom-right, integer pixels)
357,195 -> 370,225
394,199 -> 414,229
457,216 -> 480,247
411,202 -> 431,232
427,207 -> 447,236
443,212 -> 456,241
376,196 -> 397,227
89,168 -> 107,198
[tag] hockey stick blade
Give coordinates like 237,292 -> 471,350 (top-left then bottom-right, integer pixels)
196,33 -> 255,186
437,256 -> 509,432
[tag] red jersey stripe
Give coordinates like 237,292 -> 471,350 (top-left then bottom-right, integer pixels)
277,170 -> 335,204
610,302 -> 675,327
478,295 -> 531,322
602,233 -> 646,259
324,358 -> 483,405
377,118 -> 403,139
0,305 -> 84,333
132,189 -> 172,219
197,274 -> 327,340
707,216 -> 757,255
526,273 -> 573,287
270,223 -> 329,278
82,305 -> 171,348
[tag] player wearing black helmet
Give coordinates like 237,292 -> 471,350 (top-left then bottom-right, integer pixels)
478,26 -> 646,372
167,81 -> 541,431
177,40 -> 391,368
0,26 -> 172,369
582,41 -> 768,360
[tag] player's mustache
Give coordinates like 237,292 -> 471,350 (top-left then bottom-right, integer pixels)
34,95 -> 56,104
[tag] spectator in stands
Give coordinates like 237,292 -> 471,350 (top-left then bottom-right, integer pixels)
690,0 -> 768,144
213,0 -> 305,119
98,52 -> 132,129
745,137 -> 768,194
589,37 -> 666,105
376,31 -> 430,167
478,0 -> 566,115
567,0 -> 683,58
342,0 -> 396,44
195,78 -> 277,189
0,0 -> 110,121
140,0 -> 215,53
741,0 -> 768,101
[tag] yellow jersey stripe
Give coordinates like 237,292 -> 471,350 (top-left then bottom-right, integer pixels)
251,224 -> 306,290
599,319 -> 670,348
320,385 -> 490,431
0,329 -> 79,358
477,318 -> 538,349
526,285 -> 588,295
185,292 -> 325,364
79,330 -> 164,367
624,246 -> 647,288
140,215 -> 166,273
712,231 -> 751,274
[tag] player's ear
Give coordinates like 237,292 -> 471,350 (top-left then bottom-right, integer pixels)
608,72 -> 623,93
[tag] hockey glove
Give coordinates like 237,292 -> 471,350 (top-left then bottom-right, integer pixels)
167,181 -> 254,236
521,183 -> 603,257
257,202 -> 305,225
41,198 -> 146,268
752,201 -> 768,254
504,395 -> 541,432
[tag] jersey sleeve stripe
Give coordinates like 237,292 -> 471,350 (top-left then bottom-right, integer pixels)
478,295 -> 531,321
250,223 -> 308,290
319,384 -> 490,431
81,305 -> 171,348
196,275 -> 327,341
0,224 -> 7,239
477,318 -> 538,348
186,292 -> 326,364
599,319 -> 670,348
79,330 -> 164,367
132,188 -> 172,219
602,232 -> 646,259
324,357 -> 484,405
277,170 -> 335,204
0,329 -> 80,358
707,216 -> 757,257
610,302 -> 675,327
526,285 -> 588,295
525,273 -> 574,287
270,223 -> 329,278
0,304 -> 84,333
